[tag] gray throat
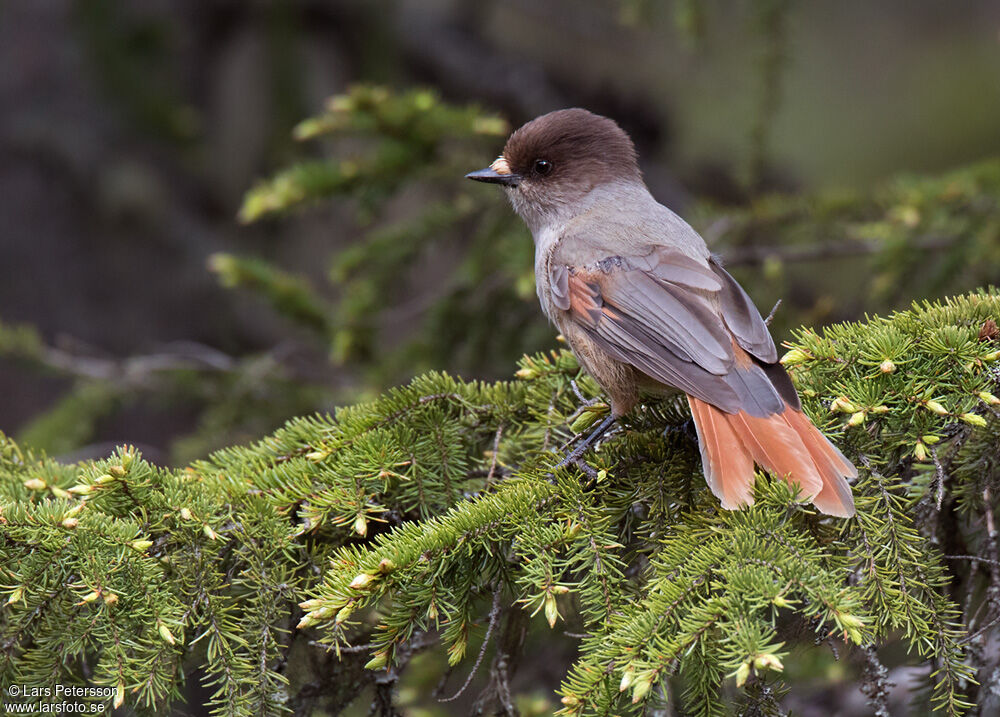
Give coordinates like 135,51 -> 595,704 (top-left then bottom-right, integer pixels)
511,178 -> 655,241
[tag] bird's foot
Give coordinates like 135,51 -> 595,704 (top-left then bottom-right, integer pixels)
551,414 -> 617,477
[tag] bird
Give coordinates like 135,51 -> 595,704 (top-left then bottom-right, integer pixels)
466,108 -> 855,517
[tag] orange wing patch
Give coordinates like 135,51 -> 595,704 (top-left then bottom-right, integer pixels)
566,271 -> 603,326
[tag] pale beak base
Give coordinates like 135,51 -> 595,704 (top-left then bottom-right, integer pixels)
465,167 -> 521,187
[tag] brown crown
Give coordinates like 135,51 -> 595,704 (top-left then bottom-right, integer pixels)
501,108 -> 640,184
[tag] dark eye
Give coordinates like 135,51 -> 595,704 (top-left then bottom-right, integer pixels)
533,159 -> 553,176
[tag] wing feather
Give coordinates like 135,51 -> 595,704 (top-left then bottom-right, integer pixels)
709,258 -> 778,363
556,247 -> 783,416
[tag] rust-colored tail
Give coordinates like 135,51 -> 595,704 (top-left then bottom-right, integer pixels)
688,397 -> 856,517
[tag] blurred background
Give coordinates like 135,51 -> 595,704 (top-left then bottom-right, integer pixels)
3,2 -> 1000,715
2,0 -> 1000,472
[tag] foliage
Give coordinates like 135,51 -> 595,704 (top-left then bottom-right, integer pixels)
4,291 -> 1000,715
227,84 -> 548,386
223,85 -> 1000,388
0,324 -> 329,466
5,83 -> 999,468
703,158 -> 1000,338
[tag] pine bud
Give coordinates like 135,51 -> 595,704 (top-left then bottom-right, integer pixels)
61,517 -> 79,529
349,573 -> 375,590
570,411 -> 600,433
65,503 -> 85,517
298,598 -> 323,611
924,400 -> 949,415
922,434 -> 941,444
560,694 -> 580,707
364,652 -> 388,670
838,613 -> 865,644
50,486 -> 72,499
80,590 -> 101,603
354,514 -> 368,537
838,612 -> 864,627
377,558 -> 395,574
68,484 -> 94,495
979,391 -> 1000,405
95,474 -> 116,485
544,593 -> 560,628
310,606 -> 336,621
630,672 -> 654,703
983,350 -> 1000,362
734,661 -> 751,688
914,441 -> 927,462
829,396 -> 856,413
870,405 -> 890,414
335,605 -> 353,624
108,465 -> 126,477
296,613 -> 317,629
961,412 -> 988,427
103,592 -> 118,605
551,585 -> 570,595
203,524 -> 218,540
515,366 -> 538,380
113,682 -> 125,710
847,411 -> 866,427
779,349 -> 810,366
772,595 -> 791,608
23,478 -> 46,491
305,450 -> 328,462
753,653 -> 784,672
157,619 -> 176,645
619,666 -> 635,692
179,507 -> 193,521
879,359 -> 896,373
7,586 -> 24,605
130,539 -> 153,552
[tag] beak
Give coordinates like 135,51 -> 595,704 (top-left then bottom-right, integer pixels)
465,167 -> 521,187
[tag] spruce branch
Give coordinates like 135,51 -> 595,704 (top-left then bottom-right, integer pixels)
4,291 -> 1000,713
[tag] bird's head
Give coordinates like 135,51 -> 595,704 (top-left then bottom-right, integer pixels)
466,108 -> 641,232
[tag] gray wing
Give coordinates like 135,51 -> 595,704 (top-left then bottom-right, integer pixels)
559,247 -> 791,416
708,256 -> 777,363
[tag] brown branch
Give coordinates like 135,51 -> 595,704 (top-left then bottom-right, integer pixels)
718,233 -> 958,268
438,586 -> 503,702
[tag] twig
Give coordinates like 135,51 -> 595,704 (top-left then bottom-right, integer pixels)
438,587 -> 503,702
308,640 -> 376,654
721,233 -> 957,267
931,446 -> 947,511
40,340 -> 237,384
569,379 -> 596,406
943,555 -> 1000,569
983,487 -> 1000,613
485,425 -> 504,490
860,647 -> 892,717
764,299 -> 782,326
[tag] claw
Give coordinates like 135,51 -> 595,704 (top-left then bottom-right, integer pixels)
552,414 -> 618,472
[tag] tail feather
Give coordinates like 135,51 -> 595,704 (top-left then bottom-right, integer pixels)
727,411 -> 822,497
782,408 -> 857,517
689,398 -> 754,509
688,397 -> 856,517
